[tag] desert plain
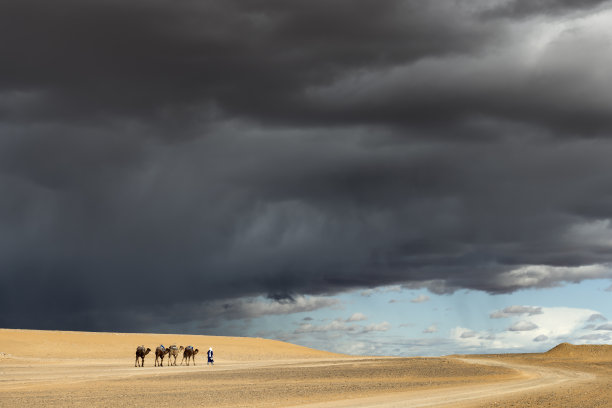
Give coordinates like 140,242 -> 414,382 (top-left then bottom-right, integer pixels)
1,329 -> 612,407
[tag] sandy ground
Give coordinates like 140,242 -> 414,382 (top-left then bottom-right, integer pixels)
1,329 -> 611,407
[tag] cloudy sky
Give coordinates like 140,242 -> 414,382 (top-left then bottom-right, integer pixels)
2,0 -> 612,355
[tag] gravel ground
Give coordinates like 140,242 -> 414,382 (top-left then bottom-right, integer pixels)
0,358 -> 517,407
465,354 -> 612,408
2,330 -> 611,407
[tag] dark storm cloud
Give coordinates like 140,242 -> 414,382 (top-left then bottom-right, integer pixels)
2,0 -> 612,133
483,0 -> 612,18
0,0 -> 499,126
2,0 -> 612,331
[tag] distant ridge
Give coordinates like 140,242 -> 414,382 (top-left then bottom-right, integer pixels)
546,342 -> 612,359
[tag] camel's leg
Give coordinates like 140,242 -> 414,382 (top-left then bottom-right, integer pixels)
141,356 -> 144,367
135,356 -> 138,367
193,356 -> 196,366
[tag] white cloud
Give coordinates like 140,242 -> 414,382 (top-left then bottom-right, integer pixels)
587,313 -> 607,322
452,307 -> 605,354
580,333 -> 611,341
295,318 -> 390,335
208,295 -> 341,320
490,305 -> 543,319
346,312 -> 367,322
494,264 -> 612,291
360,289 -> 376,297
176,294 -> 343,330
289,305 -> 612,357
363,322 -> 392,333
295,320 -> 346,334
411,294 -> 430,303
460,330 -> 478,339
596,323 -> 612,331
483,334 -> 496,341
533,335 -> 548,342
508,321 -> 539,331
360,285 -> 402,297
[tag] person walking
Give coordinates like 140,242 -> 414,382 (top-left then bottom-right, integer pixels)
207,347 -> 214,365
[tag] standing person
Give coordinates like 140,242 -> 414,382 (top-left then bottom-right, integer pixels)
207,347 -> 214,365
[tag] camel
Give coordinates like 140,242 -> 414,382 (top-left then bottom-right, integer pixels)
180,346 -> 199,366
155,345 -> 170,367
167,345 -> 184,366
135,345 -> 151,367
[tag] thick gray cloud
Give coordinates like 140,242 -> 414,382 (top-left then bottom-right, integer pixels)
0,0 -> 496,126
483,0 -> 611,18
2,0 -> 612,331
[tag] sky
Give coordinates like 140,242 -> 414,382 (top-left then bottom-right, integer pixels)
2,0 -> 612,356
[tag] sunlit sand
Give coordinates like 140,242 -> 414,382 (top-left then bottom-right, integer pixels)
1,329 -> 611,407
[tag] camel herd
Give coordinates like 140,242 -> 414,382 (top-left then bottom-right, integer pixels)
135,345 -> 199,367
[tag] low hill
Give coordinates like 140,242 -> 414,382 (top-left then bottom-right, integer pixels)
0,328 -> 344,361
545,342 -> 612,360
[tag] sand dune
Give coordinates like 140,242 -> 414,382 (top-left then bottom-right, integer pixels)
1,329 -> 611,407
544,342 -> 612,360
0,328 -> 341,362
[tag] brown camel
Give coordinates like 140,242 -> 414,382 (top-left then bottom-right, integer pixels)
167,345 -> 184,366
135,345 -> 151,367
180,346 -> 199,366
155,345 -> 170,367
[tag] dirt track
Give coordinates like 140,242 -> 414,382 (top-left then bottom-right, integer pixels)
1,329 -> 611,407
293,359 -> 595,408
